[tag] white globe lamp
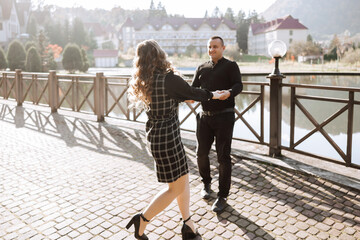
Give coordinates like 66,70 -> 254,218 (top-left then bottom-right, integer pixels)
268,40 -> 287,77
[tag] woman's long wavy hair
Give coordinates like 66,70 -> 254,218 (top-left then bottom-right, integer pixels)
128,39 -> 174,110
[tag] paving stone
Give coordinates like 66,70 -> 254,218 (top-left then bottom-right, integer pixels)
0,101 -> 360,240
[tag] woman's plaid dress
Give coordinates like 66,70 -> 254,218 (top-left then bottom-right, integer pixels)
145,73 -> 189,183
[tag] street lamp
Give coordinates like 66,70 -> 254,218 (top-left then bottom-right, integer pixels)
268,40 -> 287,77
267,40 -> 287,157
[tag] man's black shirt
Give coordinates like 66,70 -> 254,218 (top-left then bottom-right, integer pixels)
191,57 -> 243,111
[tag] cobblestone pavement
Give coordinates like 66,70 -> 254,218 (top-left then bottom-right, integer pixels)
1,101 -> 360,240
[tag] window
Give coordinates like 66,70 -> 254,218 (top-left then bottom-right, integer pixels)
0,22 -> 2,30
289,38 -> 293,44
289,30 -> 293,36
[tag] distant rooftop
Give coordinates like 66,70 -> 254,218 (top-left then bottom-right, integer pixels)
120,17 -> 236,31
250,15 -> 308,35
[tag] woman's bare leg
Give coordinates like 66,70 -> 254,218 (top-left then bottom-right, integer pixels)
138,174 -> 188,235
176,174 -> 196,232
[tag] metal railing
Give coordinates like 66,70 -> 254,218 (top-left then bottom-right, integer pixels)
1,70 -> 359,169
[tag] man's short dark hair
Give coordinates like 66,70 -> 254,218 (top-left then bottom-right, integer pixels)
210,36 -> 224,46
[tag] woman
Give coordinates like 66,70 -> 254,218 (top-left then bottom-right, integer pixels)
126,39 -> 224,239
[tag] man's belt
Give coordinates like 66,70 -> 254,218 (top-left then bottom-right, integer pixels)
202,108 -> 234,116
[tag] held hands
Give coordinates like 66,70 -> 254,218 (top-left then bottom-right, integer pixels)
185,90 -> 231,103
212,90 -> 231,100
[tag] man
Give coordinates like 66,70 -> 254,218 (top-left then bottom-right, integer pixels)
191,36 -> 242,212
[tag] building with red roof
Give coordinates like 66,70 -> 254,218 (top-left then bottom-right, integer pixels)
248,15 -> 308,56
119,17 -> 237,54
93,49 -> 119,67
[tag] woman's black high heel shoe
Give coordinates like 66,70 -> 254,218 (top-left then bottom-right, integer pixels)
126,213 -> 149,240
181,216 -> 201,240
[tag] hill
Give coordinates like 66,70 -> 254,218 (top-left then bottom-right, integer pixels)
261,0 -> 360,40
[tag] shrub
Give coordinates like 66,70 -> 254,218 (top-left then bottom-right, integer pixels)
25,41 -> 37,52
62,43 -> 83,73
7,40 -> 26,70
0,47 -> 7,70
25,47 -> 42,72
80,48 -> 89,72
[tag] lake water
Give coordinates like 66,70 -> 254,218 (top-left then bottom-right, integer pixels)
89,68 -> 360,165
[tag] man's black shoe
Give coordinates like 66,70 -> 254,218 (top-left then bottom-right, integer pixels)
201,184 -> 211,199
212,197 -> 227,213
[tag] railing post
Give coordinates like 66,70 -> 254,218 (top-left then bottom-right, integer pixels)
48,70 -> 58,113
2,72 -> 7,99
267,74 -> 285,157
346,91 -> 354,166
15,69 -> 23,106
94,72 -> 105,122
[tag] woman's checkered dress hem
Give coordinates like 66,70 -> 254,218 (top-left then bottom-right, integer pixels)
145,73 -> 189,183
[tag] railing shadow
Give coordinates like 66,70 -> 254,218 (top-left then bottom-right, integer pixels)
0,102 -> 154,171
230,157 -> 360,228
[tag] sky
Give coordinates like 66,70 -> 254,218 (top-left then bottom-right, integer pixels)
33,0 -> 277,17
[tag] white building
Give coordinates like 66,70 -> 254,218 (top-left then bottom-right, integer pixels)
119,17 -> 237,55
0,0 -> 21,44
0,0 -> 31,46
93,49 -> 119,68
248,15 -> 308,56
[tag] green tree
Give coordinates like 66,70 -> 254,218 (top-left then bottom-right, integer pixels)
71,18 -> 87,47
80,48 -> 89,72
185,44 -> 196,57
235,10 -> 248,53
62,43 -> 83,73
7,40 -> 26,71
204,10 -> 209,18
224,8 -> 235,22
212,6 -> 221,18
37,30 -> 48,71
46,49 -> 57,71
25,41 -> 37,52
45,21 -> 64,47
307,34 -> 313,43
0,47 -> 7,70
149,0 -> 167,18
86,31 -> 98,50
25,47 -> 42,72
27,16 -> 37,40
62,19 -> 70,47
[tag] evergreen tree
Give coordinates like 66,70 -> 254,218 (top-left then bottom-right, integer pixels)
25,47 -> 42,72
62,44 -> 83,73
27,16 -> 37,40
212,6 -> 221,18
150,0 -> 155,10
46,49 -> 57,71
204,10 -> 209,18
224,8 -> 235,23
0,47 -> 7,70
7,40 -> 26,71
235,10 -> 248,53
86,31 -> 98,50
62,19 -> 70,47
80,48 -> 89,72
307,34 -> 313,43
25,41 -> 37,52
71,18 -> 87,47
45,21 -> 64,47
37,30 -> 48,71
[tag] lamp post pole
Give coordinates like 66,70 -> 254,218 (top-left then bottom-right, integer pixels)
267,57 -> 285,156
